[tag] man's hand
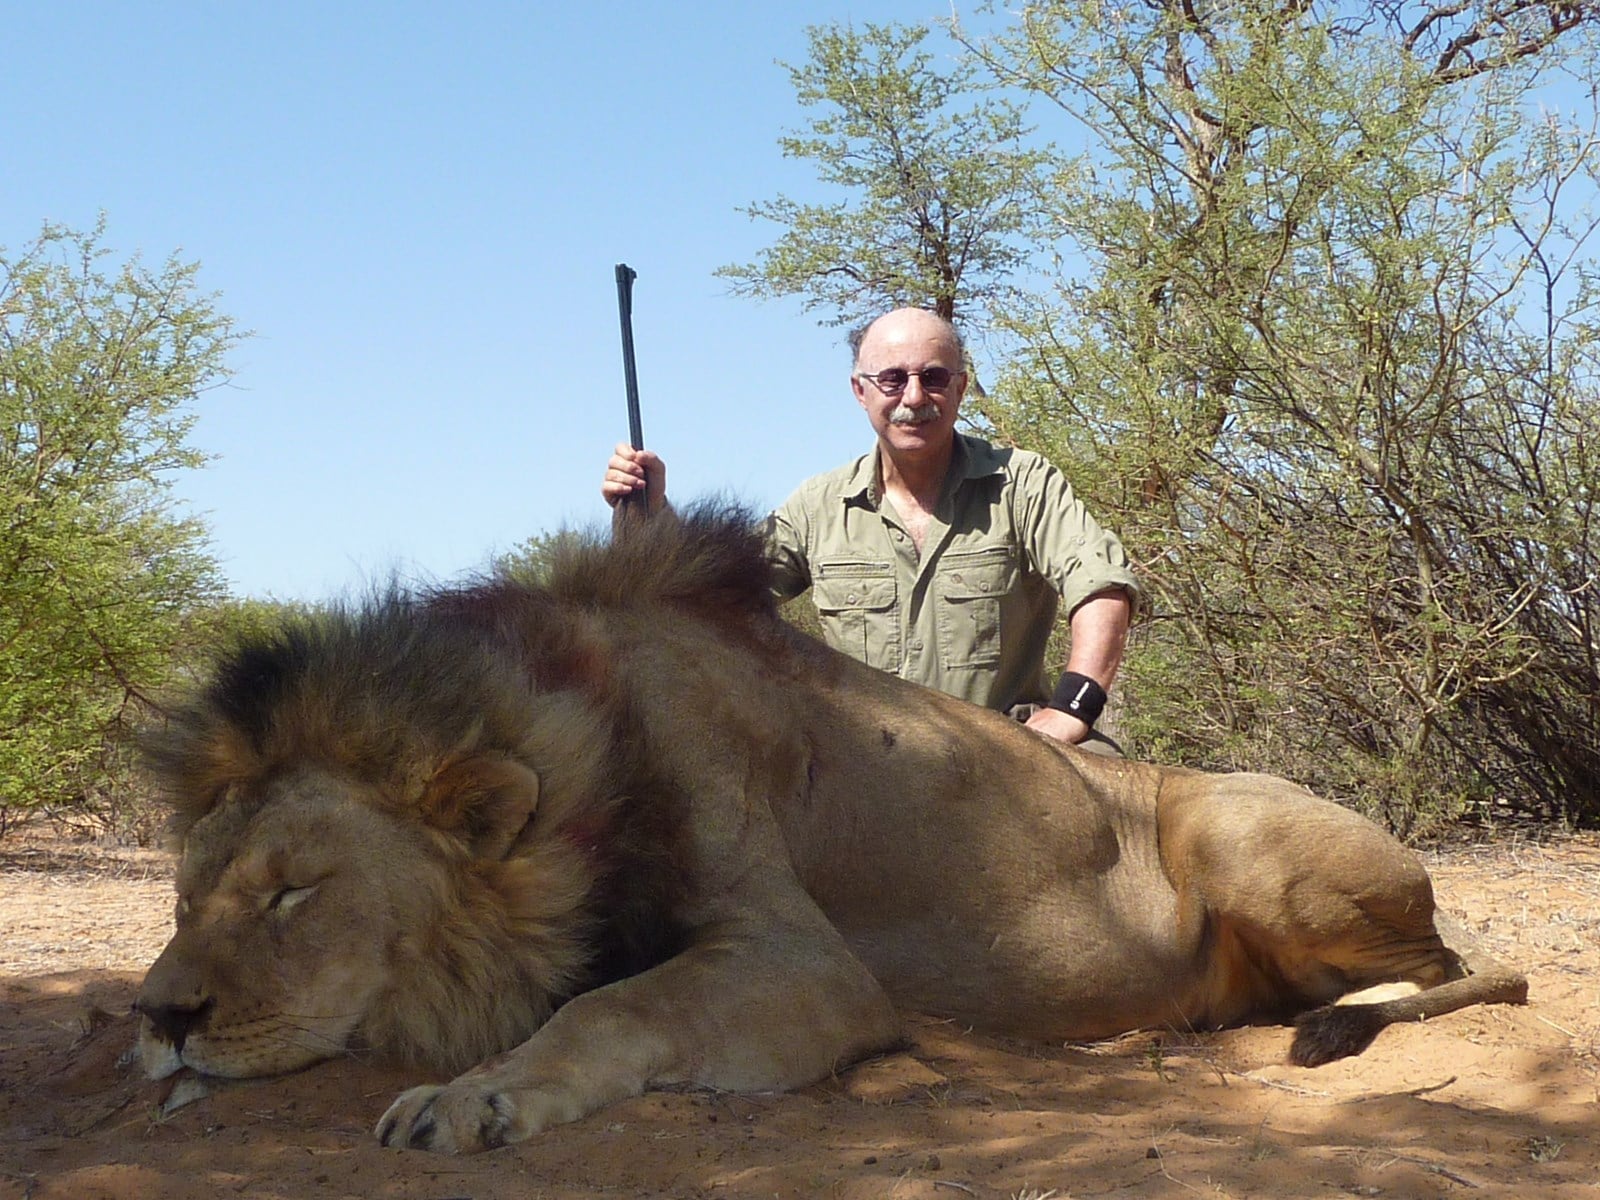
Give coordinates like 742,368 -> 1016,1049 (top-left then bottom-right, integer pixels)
1024,706 -> 1091,745
601,444 -> 667,515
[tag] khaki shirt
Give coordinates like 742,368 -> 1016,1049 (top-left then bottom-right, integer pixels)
765,434 -> 1140,711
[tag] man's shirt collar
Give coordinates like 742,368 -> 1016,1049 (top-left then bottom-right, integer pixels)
835,433 -> 1004,510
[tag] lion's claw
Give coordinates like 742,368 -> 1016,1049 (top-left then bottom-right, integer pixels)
405,1112 -> 438,1150
375,1084 -> 446,1151
480,1093 -> 516,1149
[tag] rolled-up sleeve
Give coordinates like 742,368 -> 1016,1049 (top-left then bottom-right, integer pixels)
1013,456 -> 1142,620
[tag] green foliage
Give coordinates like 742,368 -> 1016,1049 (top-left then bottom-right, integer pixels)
974,0 -> 1600,828
187,595 -> 317,655
0,219 -> 240,826
718,21 -> 1049,332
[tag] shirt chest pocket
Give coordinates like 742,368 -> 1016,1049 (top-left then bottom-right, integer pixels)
937,547 -> 1017,670
812,568 -> 899,673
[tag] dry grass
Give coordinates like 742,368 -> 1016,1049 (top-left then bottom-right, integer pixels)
0,828 -> 174,976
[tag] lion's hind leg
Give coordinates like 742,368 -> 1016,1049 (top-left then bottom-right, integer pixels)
1162,774 -> 1527,1064
1289,909 -> 1528,1066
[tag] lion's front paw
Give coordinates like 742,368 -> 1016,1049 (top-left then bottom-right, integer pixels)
375,1082 -> 525,1154
375,1078 -> 590,1153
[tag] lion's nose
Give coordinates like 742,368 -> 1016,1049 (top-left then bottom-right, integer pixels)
134,995 -> 215,1050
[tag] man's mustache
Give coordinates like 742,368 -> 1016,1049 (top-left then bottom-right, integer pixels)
889,404 -> 940,426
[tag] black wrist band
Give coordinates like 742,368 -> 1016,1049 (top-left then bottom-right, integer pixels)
1049,672 -> 1107,726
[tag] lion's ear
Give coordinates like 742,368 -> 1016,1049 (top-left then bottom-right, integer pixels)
420,755 -> 541,860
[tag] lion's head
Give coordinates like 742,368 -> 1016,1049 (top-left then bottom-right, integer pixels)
135,508 -> 793,1086
135,593 -> 623,1080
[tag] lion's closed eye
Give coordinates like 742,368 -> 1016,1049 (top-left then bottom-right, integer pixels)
267,884 -> 320,914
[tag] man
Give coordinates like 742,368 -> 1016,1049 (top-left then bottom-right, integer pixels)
601,308 -> 1138,750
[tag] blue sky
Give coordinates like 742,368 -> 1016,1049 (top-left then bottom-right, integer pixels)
5,2 -> 977,600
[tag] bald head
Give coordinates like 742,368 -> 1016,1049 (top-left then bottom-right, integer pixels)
849,309 -> 965,368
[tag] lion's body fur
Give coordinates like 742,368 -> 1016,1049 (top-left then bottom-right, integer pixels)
136,503 -> 1527,1153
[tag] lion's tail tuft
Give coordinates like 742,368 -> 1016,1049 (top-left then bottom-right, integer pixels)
1288,1002 -> 1387,1066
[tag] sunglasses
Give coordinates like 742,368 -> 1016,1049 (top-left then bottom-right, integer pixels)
856,366 -> 961,395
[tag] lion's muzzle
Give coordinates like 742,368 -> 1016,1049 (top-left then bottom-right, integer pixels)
134,993 -> 214,1058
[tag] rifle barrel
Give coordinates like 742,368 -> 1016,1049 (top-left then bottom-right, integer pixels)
614,264 -> 644,451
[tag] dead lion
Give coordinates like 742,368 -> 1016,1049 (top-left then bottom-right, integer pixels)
135,503 -> 1526,1154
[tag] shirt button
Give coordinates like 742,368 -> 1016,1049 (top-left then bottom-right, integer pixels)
847,593 -> 858,604
952,573 -> 964,583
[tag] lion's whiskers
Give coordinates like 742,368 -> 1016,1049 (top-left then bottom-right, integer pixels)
261,1014 -> 361,1054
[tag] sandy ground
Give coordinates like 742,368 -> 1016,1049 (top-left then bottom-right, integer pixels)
2,827 -> 1596,1200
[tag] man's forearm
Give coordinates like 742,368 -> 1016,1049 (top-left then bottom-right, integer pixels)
1064,589 -> 1132,689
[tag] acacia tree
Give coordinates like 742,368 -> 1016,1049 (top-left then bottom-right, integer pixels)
718,20 -> 1049,342
970,0 -> 1600,826
0,221 -> 238,826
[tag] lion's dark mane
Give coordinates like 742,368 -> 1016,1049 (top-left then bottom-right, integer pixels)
143,501 -> 784,994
